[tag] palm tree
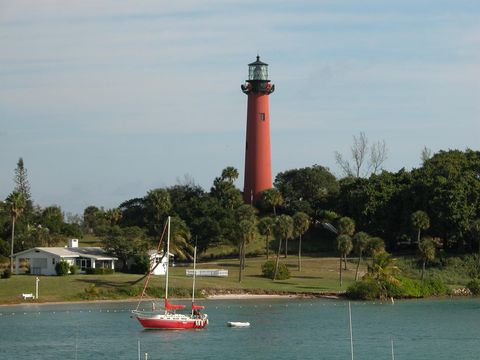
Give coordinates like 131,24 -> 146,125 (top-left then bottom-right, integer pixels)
273,214 -> 293,281
144,189 -> 172,236
105,208 -> 122,226
293,212 -> 310,271
366,237 -> 385,266
336,216 -> 355,271
221,166 -> 239,183
336,234 -> 353,286
260,188 -> 284,216
235,204 -> 257,280
237,219 -> 256,282
353,231 -> 370,281
411,210 -> 430,244
257,217 -> 275,260
418,236 -> 439,280
6,191 -> 26,273
337,216 -> 355,237
366,251 -> 400,298
235,204 -> 257,223
169,216 -> 194,261
211,168 -> 242,210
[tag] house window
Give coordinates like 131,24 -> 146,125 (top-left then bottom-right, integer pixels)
52,258 -> 56,265
259,113 -> 265,121
76,258 -> 91,270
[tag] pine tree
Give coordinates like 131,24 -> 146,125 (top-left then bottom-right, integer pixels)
14,158 -> 31,201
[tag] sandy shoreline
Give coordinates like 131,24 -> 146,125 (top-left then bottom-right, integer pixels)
206,294 -> 298,300
0,292 -> 341,307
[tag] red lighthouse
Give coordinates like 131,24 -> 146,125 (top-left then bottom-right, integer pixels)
241,56 -> 275,204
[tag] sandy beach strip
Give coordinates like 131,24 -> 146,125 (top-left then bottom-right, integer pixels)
0,292 -> 342,307
205,292 -> 342,300
206,294 -> 299,300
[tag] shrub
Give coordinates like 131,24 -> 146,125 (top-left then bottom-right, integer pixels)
1,268 -> 12,279
55,261 -> 70,276
69,264 -> 78,275
346,276 -> 448,300
85,268 -> 114,275
118,286 -> 143,297
81,284 -> 101,299
261,260 -> 290,280
346,280 -> 381,300
462,255 -> 480,278
0,239 -> 10,258
129,254 -> 150,274
421,277 -> 448,296
467,278 -> 480,295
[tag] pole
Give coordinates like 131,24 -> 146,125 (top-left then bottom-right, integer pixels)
191,244 -> 197,315
165,216 -> 170,299
35,277 -> 39,299
349,302 -> 354,360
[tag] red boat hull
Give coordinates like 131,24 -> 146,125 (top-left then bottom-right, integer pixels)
135,314 -> 208,330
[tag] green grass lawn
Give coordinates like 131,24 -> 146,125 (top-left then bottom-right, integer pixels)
0,255 -> 362,304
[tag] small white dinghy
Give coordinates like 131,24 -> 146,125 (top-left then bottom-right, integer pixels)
227,321 -> 250,328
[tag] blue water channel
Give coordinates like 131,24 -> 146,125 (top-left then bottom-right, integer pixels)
1,298 -> 480,360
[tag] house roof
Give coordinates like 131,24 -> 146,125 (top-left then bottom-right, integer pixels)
14,247 -> 118,261
147,250 -> 174,257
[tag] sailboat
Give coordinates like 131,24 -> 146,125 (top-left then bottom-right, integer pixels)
132,216 -> 208,329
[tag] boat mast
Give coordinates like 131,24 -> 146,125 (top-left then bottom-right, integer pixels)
165,216 -> 171,300
349,301 -> 354,360
191,244 -> 197,315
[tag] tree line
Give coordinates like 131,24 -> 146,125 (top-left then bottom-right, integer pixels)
1,149 -> 479,282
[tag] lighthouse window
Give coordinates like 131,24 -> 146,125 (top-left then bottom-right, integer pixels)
259,113 -> 265,121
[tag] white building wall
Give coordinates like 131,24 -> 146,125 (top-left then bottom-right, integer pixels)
150,254 -> 168,275
15,250 -> 76,275
21,251 -> 58,275
14,248 -> 116,276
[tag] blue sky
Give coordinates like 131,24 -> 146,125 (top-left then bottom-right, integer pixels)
1,0 -> 479,216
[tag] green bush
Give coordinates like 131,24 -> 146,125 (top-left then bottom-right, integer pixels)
346,280 -> 381,300
85,268 -> 114,275
118,286 -> 143,297
84,284 -> 99,296
55,261 -> 70,276
388,277 -> 448,298
1,268 -> 12,279
467,278 -> 480,295
261,260 -> 290,280
69,264 -> 78,275
420,277 -> 448,296
346,276 -> 448,300
0,239 -> 10,258
129,254 -> 150,274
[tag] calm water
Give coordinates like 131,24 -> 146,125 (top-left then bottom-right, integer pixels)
1,298 -> 480,360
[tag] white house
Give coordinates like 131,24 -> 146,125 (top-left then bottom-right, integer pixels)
13,239 -> 117,276
148,250 -> 173,275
